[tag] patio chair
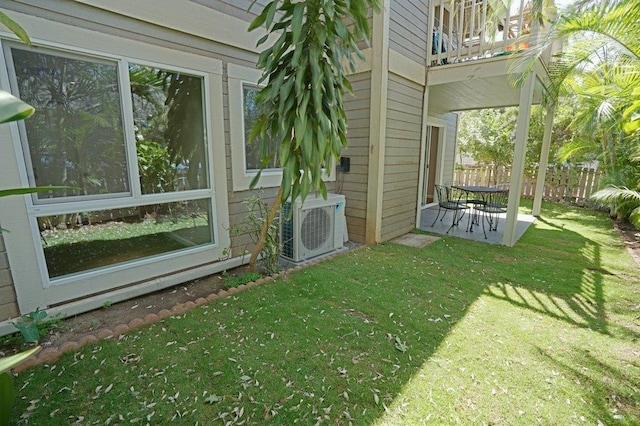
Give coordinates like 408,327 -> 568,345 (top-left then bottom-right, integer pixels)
475,189 -> 509,239
431,184 -> 469,233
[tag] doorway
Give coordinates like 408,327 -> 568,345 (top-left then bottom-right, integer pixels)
421,125 -> 441,206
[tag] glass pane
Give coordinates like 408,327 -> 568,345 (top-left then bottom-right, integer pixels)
243,84 -> 279,170
11,48 -> 129,199
130,64 -> 208,193
38,199 -> 214,278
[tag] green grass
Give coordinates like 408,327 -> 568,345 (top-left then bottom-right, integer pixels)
10,202 -> 640,425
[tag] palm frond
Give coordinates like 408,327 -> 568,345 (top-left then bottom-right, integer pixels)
591,185 -> 640,203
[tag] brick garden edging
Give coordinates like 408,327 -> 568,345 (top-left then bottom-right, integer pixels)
12,254 -> 338,373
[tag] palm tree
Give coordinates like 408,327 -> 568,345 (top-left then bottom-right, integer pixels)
514,0 -> 640,226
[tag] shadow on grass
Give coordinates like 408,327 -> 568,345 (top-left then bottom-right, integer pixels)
11,203 -> 640,424
535,346 -> 640,424
480,205 -> 638,339
482,222 -> 610,335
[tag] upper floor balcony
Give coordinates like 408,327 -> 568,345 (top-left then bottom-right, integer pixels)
427,0 -> 556,67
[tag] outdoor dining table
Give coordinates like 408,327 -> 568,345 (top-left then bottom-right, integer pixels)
451,185 -> 509,232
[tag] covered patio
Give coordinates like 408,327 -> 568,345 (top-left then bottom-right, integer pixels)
416,0 -> 559,246
419,204 -> 535,244
418,40 -> 556,246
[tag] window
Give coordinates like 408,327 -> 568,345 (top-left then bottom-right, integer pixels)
5,43 -> 216,279
242,84 -> 278,171
39,199 -> 212,278
130,64 -> 209,194
12,49 -> 130,199
228,64 -> 281,191
228,63 -> 335,191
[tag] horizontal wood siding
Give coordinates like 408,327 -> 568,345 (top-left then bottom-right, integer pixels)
389,0 -> 428,65
0,234 -> 18,322
192,0 -> 267,22
342,72 -> 372,243
381,73 -> 424,241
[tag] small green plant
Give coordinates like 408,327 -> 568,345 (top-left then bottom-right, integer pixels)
229,192 -> 281,275
10,308 -> 47,344
222,271 -> 262,288
102,300 -> 113,309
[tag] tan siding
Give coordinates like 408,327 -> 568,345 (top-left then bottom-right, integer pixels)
0,234 -> 18,322
2,2 -> 257,62
341,71 -> 372,243
192,0 -> 267,22
381,73 -> 424,241
389,0 -> 428,65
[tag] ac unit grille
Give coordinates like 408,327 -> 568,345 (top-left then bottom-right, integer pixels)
300,207 -> 332,251
280,194 -> 346,262
281,202 -> 294,259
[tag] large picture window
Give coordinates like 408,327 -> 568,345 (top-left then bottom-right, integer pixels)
4,43 -> 215,279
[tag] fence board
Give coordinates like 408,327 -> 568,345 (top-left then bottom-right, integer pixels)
454,166 -> 601,204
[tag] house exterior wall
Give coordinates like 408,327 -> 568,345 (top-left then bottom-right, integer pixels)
342,71 -> 373,243
192,0 -> 267,22
0,0 -> 271,327
0,233 -> 19,321
0,1 -> 462,329
389,0 -> 428,65
381,73 -> 423,241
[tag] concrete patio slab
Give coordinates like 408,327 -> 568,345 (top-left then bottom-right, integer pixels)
392,233 -> 441,248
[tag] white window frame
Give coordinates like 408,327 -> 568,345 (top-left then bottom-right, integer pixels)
0,13 -> 229,311
228,63 -> 336,192
228,63 -> 282,191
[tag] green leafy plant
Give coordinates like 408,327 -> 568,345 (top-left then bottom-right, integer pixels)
0,14 -> 44,426
590,185 -> 640,227
245,0 -> 381,271
229,193 -> 281,275
222,271 -> 263,288
0,346 -> 40,426
10,308 -> 48,344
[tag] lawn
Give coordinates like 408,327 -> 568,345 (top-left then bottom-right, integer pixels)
10,202 -> 640,425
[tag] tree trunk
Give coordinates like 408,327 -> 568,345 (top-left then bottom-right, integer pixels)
249,184 -> 283,272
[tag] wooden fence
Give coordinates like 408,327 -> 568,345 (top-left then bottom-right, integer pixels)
454,165 -> 602,205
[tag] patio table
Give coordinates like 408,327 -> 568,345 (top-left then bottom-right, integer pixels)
452,185 -> 509,232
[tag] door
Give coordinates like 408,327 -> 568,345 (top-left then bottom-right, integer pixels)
422,126 -> 440,205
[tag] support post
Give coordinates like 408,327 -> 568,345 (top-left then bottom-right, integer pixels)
532,103 -> 556,216
502,74 -> 535,246
365,0 -> 390,244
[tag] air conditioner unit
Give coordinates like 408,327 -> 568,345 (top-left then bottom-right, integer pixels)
280,193 -> 347,262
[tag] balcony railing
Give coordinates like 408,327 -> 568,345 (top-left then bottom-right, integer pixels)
427,0 -> 546,66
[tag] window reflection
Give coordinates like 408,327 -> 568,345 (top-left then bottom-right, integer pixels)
11,48 -> 129,199
39,199 -> 213,278
130,64 -> 208,193
243,84 -> 279,170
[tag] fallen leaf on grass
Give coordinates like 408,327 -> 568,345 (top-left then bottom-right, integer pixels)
395,336 -> 408,353
205,394 -> 221,404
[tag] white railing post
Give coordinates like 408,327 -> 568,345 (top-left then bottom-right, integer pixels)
427,0 -> 436,66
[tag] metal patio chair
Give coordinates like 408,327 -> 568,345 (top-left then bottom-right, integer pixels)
431,184 -> 469,233
474,189 -> 509,238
